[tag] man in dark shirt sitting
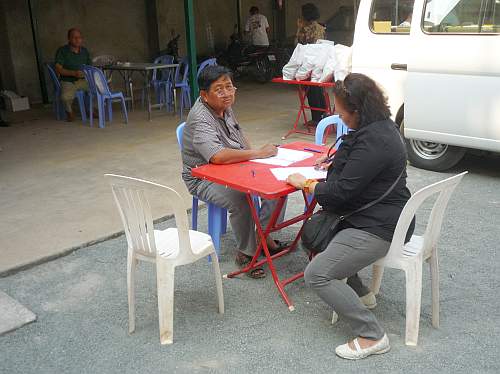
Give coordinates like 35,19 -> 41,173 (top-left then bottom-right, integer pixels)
54,28 -> 92,121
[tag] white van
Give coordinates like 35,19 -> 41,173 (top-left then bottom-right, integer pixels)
351,0 -> 500,170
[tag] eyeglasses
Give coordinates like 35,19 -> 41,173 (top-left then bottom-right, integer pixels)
214,86 -> 237,97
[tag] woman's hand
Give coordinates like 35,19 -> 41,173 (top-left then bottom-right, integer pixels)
314,154 -> 328,165
314,154 -> 332,170
286,173 -> 307,189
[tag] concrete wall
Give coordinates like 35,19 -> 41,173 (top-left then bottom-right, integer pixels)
1,0 -> 39,101
1,0 -> 352,103
0,1 -> 17,91
1,0 -> 150,103
157,0 -> 238,57
37,0 -> 150,64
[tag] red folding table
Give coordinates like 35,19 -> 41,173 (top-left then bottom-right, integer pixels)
192,141 -> 328,311
271,77 -> 335,140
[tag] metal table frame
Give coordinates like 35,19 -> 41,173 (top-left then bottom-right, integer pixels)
192,141 -> 328,310
271,78 -> 335,139
102,62 -> 179,121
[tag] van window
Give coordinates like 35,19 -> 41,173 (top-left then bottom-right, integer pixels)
423,0 -> 500,33
370,0 -> 415,33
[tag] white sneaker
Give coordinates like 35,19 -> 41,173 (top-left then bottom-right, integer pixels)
335,334 -> 390,360
360,292 -> 377,309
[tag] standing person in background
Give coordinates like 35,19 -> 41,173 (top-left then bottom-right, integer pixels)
54,28 -> 92,122
245,6 -> 270,48
296,3 -> 327,126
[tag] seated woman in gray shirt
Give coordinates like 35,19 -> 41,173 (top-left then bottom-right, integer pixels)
181,65 -> 287,279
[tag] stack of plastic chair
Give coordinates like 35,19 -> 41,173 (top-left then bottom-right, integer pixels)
90,66 -> 129,128
174,57 -> 192,120
176,122 -> 228,255
197,58 -> 217,79
46,63 -> 87,122
105,174 -> 224,345
82,65 -> 101,127
142,55 -> 175,112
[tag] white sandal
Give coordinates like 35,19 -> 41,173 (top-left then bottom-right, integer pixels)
335,334 -> 390,360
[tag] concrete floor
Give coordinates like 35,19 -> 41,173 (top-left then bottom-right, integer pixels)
0,155 -> 499,373
0,81 -> 308,275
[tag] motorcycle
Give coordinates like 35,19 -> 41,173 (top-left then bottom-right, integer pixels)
218,25 -> 290,83
158,32 -> 180,62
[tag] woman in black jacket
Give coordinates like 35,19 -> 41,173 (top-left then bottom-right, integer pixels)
287,73 -> 414,360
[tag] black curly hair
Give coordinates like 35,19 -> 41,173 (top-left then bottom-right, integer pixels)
333,73 -> 391,128
301,3 -> 320,22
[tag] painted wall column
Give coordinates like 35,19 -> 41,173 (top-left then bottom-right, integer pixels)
184,0 -> 199,101
27,0 -> 48,104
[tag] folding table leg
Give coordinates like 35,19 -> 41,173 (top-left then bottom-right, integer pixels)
226,195 -> 296,309
282,85 -> 312,139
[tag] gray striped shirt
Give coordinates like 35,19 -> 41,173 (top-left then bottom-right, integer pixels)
181,98 -> 249,193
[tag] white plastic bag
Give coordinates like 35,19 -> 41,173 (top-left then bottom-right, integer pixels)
319,46 -> 338,83
311,43 -> 335,82
282,44 -> 304,80
333,44 -> 352,81
295,44 -> 327,81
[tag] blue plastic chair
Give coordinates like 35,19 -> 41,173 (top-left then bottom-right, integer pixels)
197,58 -> 217,79
46,63 -> 87,122
174,57 -> 192,120
142,55 -> 175,111
155,55 -> 175,112
82,65 -> 102,128
303,115 -> 350,208
176,122 -> 228,254
91,67 -> 129,128
315,114 -> 349,146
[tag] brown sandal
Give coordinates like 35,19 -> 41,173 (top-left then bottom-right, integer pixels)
235,252 -> 266,279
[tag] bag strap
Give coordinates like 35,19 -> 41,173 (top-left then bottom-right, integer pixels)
340,167 -> 405,220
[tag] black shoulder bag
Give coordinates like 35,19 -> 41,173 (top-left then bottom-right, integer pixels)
301,168 -> 405,254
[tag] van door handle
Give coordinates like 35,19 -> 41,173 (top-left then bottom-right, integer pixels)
391,63 -> 407,71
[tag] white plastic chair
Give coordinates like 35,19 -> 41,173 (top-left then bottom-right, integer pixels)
372,171 -> 467,346
105,174 -> 224,345
330,172 -> 467,344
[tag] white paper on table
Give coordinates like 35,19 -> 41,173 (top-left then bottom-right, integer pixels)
250,147 -> 313,166
270,167 -> 327,181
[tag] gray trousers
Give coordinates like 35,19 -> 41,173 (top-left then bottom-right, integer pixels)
304,228 -> 391,340
195,180 -> 287,256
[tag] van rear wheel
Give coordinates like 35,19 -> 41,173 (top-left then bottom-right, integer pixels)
405,138 -> 466,171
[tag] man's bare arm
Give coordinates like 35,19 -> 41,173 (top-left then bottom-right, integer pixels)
210,144 -> 277,164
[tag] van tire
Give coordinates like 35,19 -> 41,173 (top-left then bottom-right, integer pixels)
405,139 -> 466,171
400,120 -> 466,171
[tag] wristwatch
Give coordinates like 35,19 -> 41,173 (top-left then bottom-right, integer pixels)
303,179 -> 316,194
